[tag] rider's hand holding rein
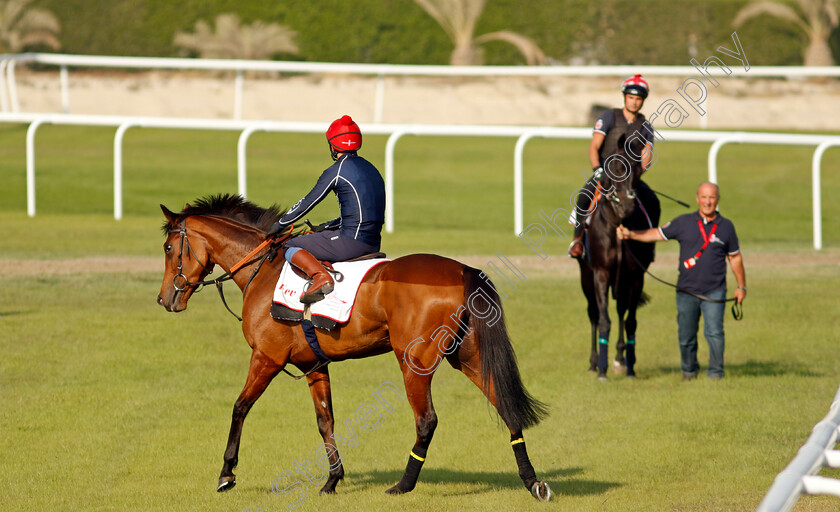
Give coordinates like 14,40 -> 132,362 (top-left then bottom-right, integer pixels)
265,221 -> 290,240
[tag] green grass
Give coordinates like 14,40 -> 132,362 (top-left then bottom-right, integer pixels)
2,125 -> 840,511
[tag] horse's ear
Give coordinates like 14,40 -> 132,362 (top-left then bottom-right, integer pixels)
160,204 -> 177,222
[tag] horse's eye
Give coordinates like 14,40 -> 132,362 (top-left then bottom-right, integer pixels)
164,244 -> 172,253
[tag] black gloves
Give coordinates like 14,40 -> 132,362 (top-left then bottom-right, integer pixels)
265,221 -> 288,239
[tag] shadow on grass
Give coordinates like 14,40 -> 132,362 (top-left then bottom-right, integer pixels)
636,359 -> 823,379
342,466 -> 619,497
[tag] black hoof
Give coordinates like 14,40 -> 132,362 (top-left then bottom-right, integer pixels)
531,481 -> 552,501
385,483 -> 411,495
217,476 -> 236,492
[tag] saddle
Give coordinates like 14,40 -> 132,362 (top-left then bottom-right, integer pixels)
271,253 -> 389,330
287,252 -> 387,282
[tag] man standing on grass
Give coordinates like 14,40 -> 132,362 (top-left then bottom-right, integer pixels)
616,182 -> 747,380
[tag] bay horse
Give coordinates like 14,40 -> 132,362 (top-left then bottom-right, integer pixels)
577,123 -> 660,380
156,195 -> 551,500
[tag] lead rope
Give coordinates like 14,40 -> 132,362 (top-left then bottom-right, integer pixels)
623,243 -> 743,321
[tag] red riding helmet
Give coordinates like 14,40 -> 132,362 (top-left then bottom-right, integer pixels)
326,115 -> 362,153
621,74 -> 649,99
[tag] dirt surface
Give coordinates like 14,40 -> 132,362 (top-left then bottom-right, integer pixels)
2,251 -> 837,277
13,70 -> 840,130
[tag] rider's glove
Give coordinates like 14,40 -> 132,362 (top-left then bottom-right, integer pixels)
265,221 -> 289,239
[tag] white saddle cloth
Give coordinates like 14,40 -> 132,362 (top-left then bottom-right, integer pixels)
272,258 -> 390,323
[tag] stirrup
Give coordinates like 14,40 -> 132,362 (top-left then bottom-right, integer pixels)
300,277 -> 334,304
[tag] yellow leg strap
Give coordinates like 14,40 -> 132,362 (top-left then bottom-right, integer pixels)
410,451 -> 426,462
511,438 -> 525,446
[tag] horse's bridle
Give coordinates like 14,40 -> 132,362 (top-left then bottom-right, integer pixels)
169,225 -> 215,293
167,221 -> 289,321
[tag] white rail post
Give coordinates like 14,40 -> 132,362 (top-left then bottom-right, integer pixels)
374,73 -> 385,124
113,122 -> 134,220
7,60 -> 18,112
60,65 -> 70,113
25,119 -> 45,217
0,59 -> 9,112
513,131 -> 540,235
707,134 -> 742,184
237,125 -> 263,199
384,130 -> 409,233
811,142 -> 835,250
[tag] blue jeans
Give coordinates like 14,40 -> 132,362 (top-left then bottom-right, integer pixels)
676,289 -> 726,378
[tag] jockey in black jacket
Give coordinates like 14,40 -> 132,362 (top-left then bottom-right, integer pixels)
568,75 -> 659,259
266,115 -> 386,303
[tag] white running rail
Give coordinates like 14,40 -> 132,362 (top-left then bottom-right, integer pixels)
1,111 -> 838,250
756,383 -> 840,512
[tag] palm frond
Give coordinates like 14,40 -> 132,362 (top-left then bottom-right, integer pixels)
474,30 -> 547,65
733,1 -> 811,36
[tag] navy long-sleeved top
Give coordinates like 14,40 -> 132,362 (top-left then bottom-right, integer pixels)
279,153 -> 386,247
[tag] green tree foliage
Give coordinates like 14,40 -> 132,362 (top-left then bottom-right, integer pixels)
33,0 -> 825,65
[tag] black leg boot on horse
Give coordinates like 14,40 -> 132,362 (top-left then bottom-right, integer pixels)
289,249 -> 335,303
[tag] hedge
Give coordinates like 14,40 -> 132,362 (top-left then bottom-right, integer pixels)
32,0 -> 829,66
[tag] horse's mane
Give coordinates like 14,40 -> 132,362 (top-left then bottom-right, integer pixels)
161,193 -> 285,234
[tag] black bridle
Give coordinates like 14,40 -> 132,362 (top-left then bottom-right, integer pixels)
167,222 -> 283,321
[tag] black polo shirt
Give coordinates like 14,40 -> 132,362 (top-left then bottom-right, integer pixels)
659,212 -> 740,295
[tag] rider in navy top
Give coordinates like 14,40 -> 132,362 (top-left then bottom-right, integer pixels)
568,74 -> 659,259
265,115 -> 386,304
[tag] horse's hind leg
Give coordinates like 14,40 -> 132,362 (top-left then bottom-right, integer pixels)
449,350 -> 551,501
624,286 -> 644,377
385,366 -> 436,495
305,368 -> 344,495
218,349 -> 281,492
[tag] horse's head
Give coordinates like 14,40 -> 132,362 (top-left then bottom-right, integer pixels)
157,194 -> 286,313
599,120 -> 647,221
157,204 -> 216,312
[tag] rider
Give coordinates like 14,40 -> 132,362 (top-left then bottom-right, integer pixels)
568,74 -> 659,259
265,115 -> 386,303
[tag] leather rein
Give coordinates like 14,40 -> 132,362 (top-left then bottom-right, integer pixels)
168,223 -> 292,321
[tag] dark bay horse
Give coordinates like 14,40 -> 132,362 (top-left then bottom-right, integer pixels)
577,124 -> 660,380
157,195 -> 550,500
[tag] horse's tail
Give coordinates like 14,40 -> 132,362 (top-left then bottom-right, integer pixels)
464,267 -> 549,432
639,291 -> 651,307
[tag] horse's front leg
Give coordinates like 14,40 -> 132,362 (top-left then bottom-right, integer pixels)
592,269 -> 612,380
305,367 -> 345,495
218,350 -> 281,492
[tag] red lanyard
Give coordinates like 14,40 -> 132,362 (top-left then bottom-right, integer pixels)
683,219 -> 718,269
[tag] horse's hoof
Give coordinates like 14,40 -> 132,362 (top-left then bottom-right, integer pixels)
385,483 -> 409,495
319,487 -> 337,496
612,361 -> 627,375
217,476 -> 236,492
531,481 -> 552,501
597,374 -> 608,382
